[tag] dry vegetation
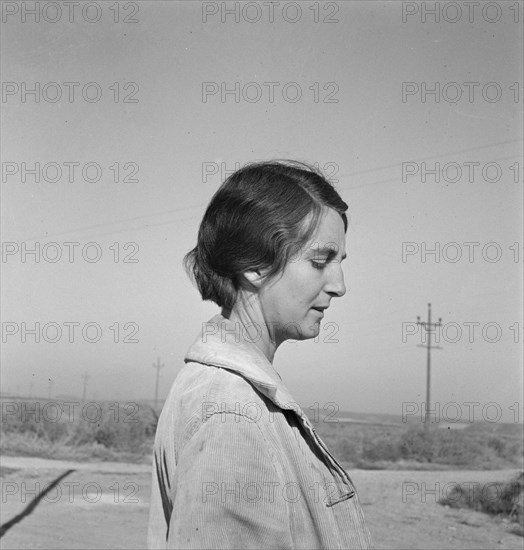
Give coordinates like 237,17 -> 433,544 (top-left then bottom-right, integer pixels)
1,398 -> 523,470
313,419 -> 524,471
0,398 -> 157,463
438,472 -> 524,536
1,397 -> 523,536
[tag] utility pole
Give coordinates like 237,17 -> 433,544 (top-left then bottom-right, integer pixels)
416,303 -> 442,430
81,372 -> 90,403
152,357 -> 164,410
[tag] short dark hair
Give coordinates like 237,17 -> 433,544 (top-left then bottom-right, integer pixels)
183,160 -> 348,310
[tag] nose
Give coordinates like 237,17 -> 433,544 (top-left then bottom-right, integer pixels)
325,264 -> 346,298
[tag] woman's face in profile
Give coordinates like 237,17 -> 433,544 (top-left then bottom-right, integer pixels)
257,208 -> 347,343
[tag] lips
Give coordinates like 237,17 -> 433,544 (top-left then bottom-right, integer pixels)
311,306 -> 328,313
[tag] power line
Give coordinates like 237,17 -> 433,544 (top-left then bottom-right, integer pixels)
58,210 -> 203,241
22,202 -> 208,243
337,154 -> 519,191
337,138 -> 522,179
19,152 -> 517,242
16,139 -> 522,242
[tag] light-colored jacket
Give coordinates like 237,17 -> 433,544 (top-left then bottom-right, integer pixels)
148,314 -> 374,549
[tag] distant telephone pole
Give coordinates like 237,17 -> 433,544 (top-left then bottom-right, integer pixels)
152,357 -> 165,410
81,372 -> 90,403
416,303 -> 442,429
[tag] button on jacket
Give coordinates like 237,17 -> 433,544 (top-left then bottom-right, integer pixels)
148,314 -> 374,550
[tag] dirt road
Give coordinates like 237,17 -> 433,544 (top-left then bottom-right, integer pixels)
0,456 -> 521,549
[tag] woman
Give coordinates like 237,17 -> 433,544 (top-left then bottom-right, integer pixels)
148,161 -> 374,549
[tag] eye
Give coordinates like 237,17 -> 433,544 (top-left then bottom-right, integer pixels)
311,260 -> 327,270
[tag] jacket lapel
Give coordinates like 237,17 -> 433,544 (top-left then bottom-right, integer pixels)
184,314 -> 357,493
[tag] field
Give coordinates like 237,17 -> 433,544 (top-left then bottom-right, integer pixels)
313,413 -> 524,471
1,396 -> 523,549
1,397 -> 522,470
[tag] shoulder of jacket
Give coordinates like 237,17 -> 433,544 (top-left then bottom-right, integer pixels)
161,361 -> 275,433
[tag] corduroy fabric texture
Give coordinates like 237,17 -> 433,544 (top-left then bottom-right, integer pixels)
148,314 -> 374,550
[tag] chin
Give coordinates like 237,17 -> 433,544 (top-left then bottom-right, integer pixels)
299,322 -> 321,341
282,318 -> 321,342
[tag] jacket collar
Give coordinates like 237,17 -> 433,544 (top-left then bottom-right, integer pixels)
185,314 -> 357,489
184,314 -> 300,411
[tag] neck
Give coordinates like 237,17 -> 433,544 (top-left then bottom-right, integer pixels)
221,296 -> 280,363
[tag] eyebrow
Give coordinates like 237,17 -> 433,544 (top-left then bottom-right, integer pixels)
311,246 -> 347,261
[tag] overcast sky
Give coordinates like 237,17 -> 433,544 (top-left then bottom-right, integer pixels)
1,1 -> 523,423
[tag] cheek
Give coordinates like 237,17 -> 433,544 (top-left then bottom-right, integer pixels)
289,274 -> 322,309
266,264 -> 322,315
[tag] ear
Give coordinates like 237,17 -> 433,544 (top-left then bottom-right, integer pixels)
243,268 -> 270,289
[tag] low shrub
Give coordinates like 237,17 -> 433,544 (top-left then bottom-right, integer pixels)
439,472 -> 523,535
0,399 -> 158,462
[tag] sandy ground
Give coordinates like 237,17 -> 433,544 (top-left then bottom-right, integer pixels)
0,456 -> 522,550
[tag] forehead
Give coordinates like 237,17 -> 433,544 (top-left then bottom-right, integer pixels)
306,208 -> 346,253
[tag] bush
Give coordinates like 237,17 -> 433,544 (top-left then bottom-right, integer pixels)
398,427 -> 437,462
439,472 -> 524,534
362,438 -> 402,462
397,426 -> 512,467
0,399 -> 157,461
